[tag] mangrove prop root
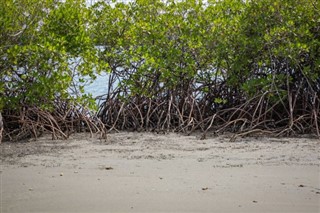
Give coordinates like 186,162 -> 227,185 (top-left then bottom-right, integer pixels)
2,101 -> 107,142
97,77 -> 319,139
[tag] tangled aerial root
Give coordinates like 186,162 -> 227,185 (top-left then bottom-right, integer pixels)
2,100 -> 107,142
2,76 -> 319,142
97,86 -> 319,140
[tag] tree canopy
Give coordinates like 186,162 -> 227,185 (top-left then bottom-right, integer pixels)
0,0 -> 106,140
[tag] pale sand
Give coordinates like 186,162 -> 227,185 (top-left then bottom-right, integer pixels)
0,132 -> 319,213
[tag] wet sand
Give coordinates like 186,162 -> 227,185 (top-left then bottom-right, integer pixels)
1,132 -> 319,212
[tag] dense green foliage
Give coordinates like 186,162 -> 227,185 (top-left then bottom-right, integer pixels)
0,0 -> 106,140
0,0 -> 102,110
95,0 -> 319,136
1,0 -> 319,140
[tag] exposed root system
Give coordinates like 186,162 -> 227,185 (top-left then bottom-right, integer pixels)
2,101 -> 107,142
97,72 -> 320,139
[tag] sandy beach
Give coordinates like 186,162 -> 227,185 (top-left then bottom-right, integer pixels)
1,132 -> 319,213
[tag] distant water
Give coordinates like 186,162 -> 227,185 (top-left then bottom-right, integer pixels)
84,73 -> 109,100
